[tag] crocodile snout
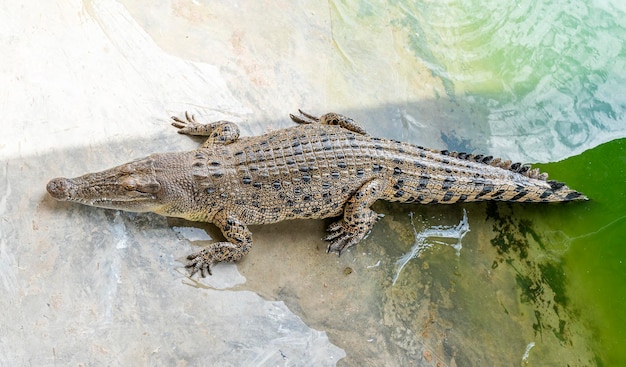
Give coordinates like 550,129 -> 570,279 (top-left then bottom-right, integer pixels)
46,178 -> 73,201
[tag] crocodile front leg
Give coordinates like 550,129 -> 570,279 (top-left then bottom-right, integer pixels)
290,110 -> 368,136
185,209 -> 252,277
325,179 -> 388,254
171,111 -> 240,147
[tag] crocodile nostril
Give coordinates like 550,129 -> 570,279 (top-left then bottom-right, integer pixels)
46,178 -> 73,200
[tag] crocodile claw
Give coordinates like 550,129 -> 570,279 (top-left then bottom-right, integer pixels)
171,111 -> 203,134
185,249 -> 214,277
324,220 -> 366,255
324,209 -> 383,255
289,109 -> 320,125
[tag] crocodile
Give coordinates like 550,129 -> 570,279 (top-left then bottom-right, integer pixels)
46,111 -> 587,276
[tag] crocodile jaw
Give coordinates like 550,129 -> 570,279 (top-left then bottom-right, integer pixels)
46,156 -> 166,213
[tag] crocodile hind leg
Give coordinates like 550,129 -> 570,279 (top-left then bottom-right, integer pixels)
185,210 -> 252,277
290,110 -> 368,135
171,112 -> 240,147
325,179 -> 387,255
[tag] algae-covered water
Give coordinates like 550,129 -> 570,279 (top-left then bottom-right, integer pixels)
539,139 -> 626,365
322,0 -> 626,364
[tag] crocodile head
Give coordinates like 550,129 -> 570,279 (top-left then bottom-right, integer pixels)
47,153 -> 188,215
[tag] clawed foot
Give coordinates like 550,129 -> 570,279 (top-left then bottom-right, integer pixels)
171,111 -> 203,135
290,110 -> 368,135
289,109 -> 320,125
185,247 -> 215,277
184,239 -> 251,277
324,213 -> 384,255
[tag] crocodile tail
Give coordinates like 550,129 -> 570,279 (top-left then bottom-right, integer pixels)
527,180 -> 588,202
445,151 -> 552,180
441,151 -> 587,202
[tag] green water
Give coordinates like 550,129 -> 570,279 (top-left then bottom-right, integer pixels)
392,2 -> 626,363
330,0 -> 626,364
539,139 -> 626,366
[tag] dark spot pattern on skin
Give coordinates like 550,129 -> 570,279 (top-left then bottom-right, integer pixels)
337,162 -> 347,169
372,164 -> 381,172
566,192 -> 582,200
302,175 -> 311,183
540,190 -> 552,199
393,179 -> 404,190
242,177 -> 252,185
549,181 -> 565,190
477,185 -> 494,197
493,190 -> 506,199
356,169 -> 364,178
442,191 -> 454,202
331,171 -> 340,179
442,178 -> 455,190
253,182 -> 262,189
394,190 -> 404,198
213,172 -> 223,178
273,181 -> 281,190
510,191 -> 528,201
393,167 -> 402,175
458,194 -> 468,202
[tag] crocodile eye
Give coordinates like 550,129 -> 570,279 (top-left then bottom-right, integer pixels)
121,178 -> 136,191
120,176 -> 160,193
120,176 -> 140,191
138,182 -> 161,194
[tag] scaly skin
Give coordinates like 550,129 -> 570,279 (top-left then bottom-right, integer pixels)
47,111 -> 587,276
